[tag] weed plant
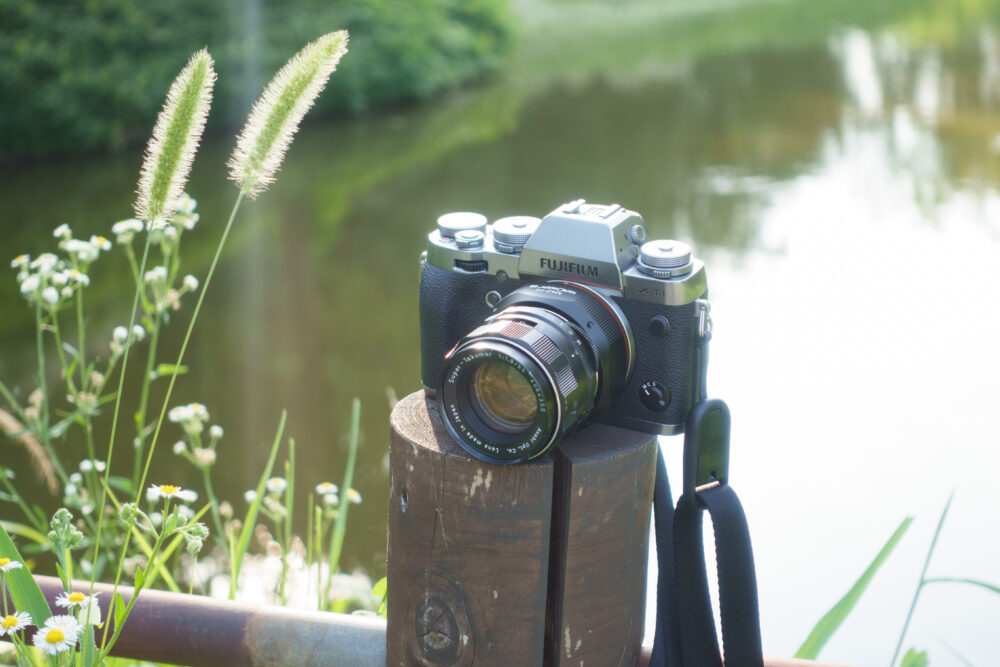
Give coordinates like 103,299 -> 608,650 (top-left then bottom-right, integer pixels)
0,30 -> 381,666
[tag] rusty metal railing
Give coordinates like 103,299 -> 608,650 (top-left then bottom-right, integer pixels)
16,575 -> 386,667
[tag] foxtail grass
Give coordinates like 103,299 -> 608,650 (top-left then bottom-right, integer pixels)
228,30 -> 348,197
135,49 -> 216,225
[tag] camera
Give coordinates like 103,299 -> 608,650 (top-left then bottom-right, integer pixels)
419,199 -> 711,464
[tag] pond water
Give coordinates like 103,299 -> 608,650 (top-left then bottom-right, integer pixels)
2,2 -> 999,664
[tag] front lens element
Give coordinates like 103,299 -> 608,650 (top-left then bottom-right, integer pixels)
471,360 -> 538,433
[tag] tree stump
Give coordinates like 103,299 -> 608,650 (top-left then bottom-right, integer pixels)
387,391 -> 657,666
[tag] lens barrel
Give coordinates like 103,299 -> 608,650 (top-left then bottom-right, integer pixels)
438,282 -> 633,463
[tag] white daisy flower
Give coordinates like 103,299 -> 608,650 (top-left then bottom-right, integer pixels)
177,488 -> 199,503
168,405 -> 190,423
0,611 -> 31,636
61,286 -> 74,299
315,482 -> 338,495
56,590 -> 99,610
30,253 -> 59,274
112,326 -> 129,343
345,488 -> 362,505
53,224 -> 72,239
132,324 -> 146,341
175,193 -> 197,214
193,448 -> 216,467
172,440 -> 187,455
244,489 -> 257,503
144,266 -> 168,283
79,459 -> 106,474
11,254 -> 29,269
51,271 -> 68,287
111,218 -> 144,243
183,274 -> 199,291
63,239 -> 99,263
322,493 -> 339,506
89,235 -> 112,251
265,477 -> 287,494
19,274 -> 40,294
33,615 -> 81,655
0,557 -> 23,572
41,287 -> 60,305
148,484 -> 185,500
209,424 -> 223,439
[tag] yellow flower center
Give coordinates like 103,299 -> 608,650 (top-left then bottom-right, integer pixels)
45,628 -> 65,644
68,592 -> 86,603
158,484 -> 180,494
0,558 -> 10,567
1,615 -> 17,630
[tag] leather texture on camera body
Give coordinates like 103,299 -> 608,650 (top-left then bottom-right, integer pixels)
419,260 -> 702,431
419,261 -> 528,389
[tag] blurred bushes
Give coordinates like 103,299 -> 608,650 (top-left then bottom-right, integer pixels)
0,0 -> 515,161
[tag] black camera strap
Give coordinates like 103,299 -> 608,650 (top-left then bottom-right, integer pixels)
649,310 -> 763,666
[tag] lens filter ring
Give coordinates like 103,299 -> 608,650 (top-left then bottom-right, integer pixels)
439,342 -> 560,464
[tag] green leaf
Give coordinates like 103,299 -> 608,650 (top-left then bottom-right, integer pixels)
153,363 -> 188,378
49,416 -> 73,439
372,576 -> 388,618
0,521 -> 49,547
108,476 -> 135,495
371,576 -> 387,599
795,516 -> 914,659
134,565 -> 146,590
113,592 -> 126,634
0,523 -> 51,625
901,648 -> 929,667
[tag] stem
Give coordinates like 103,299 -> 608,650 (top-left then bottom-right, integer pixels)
75,287 -> 87,391
34,305 -> 68,486
280,440 -> 295,606
324,398 -> 361,609
201,467 -> 225,548
0,378 -> 28,423
889,491 -> 955,666
90,229 -> 156,650
101,191 -> 245,656
0,476 -> 45,532
132,321 -> 162,489
135,191 -> 245,505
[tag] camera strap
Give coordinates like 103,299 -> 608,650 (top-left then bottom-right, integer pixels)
649,396 -> 763,667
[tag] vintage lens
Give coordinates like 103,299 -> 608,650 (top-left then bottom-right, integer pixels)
472,360 -> 539,433
438,282 -> 633,463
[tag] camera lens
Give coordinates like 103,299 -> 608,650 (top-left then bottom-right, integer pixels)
438,282 -> 633,463
471,360 -> 539,433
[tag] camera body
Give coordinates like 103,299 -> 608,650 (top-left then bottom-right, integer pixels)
420,200 -> 710,449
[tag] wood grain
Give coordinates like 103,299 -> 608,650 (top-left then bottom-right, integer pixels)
387,391 -> 658,666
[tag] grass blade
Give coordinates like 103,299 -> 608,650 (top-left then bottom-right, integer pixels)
323,398 -> 361,609
890,492 -> 955,667
0,523 -> 51,624
923,576 -> 1000,596
795,516 -> 914,659
230,410 -> 287,598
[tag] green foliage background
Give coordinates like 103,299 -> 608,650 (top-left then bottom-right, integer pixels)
0,0 -> 515,161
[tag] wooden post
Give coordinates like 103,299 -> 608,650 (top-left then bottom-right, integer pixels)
387,391 -> 656,666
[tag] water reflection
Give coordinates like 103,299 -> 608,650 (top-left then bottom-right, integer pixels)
2,14 -> 999,665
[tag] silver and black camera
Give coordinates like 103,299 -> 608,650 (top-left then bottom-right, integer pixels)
419,199 -> 711,464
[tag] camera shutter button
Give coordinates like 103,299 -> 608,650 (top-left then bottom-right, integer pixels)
454,230 -> 485,249
640,381 -> 671,412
